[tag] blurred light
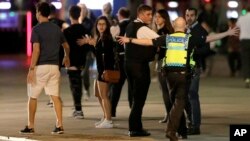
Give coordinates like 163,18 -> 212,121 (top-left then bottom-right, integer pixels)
227,10 -> 239,18
228,1 -> 238,8
242,9 -> 247,15
204,0 -> 211,3
0,13 -> 7,20
168,10 -> 178,21
79,0 -> 113,10
26,11 -> 32,57
9,11 -> 15,17
168,1 -> 178,8
51,1 -> 62,9
0,1 -> 11,9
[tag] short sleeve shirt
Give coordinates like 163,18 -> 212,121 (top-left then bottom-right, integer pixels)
31,22 -> 66,65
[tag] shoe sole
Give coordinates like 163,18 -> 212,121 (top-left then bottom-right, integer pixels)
19,132 -> 34,135
74,116 -> 84,119
95,125 -> 113,128
51,131 -> 64,134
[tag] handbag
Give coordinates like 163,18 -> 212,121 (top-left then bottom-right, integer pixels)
101,48 -> 120,83
102,70 -> 120,83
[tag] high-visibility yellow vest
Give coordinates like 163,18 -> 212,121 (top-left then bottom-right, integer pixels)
162,32 -> 195,69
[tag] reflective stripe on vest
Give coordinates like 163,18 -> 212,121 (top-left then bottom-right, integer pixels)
162,32 -> 195,68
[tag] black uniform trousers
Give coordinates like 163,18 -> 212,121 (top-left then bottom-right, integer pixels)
165,71 -> 188,134
125,61 -> 151,131
160,69 -> 187,135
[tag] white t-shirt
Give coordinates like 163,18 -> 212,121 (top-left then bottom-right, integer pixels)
236,12 -> 250,40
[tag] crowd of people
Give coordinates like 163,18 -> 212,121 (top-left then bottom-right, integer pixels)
19,1 -> 246,141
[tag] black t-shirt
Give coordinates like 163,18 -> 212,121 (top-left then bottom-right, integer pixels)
49,18 -> 64,29
63,24 -> 89,68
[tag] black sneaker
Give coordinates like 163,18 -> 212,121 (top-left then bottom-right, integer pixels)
51,126 -> 64,134
47,101 -> 53,107
19,126 -> 34,134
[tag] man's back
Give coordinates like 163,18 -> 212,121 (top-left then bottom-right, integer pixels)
31,22 -> 65,65
64,24 -> 88,67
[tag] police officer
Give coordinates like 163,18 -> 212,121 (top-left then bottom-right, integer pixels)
117,16 -> 239,140
124,4 -> 159,137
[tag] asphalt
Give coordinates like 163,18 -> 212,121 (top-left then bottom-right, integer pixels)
0,54 -> 250,141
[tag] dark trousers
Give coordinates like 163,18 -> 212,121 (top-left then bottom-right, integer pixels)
185,68 -> 201,128
227,52 -> 241,75
125,61 -> 150,131
109,57 -> 132,116
240,40 -> 250,79
160,69 -> 187,135
165,72 -> 187,133
68,70 -> 83,111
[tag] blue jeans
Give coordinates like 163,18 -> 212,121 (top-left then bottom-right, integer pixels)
188,68 -> 201,128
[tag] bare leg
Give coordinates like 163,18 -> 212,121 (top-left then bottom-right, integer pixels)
94,80 -> 105,118
97,80 -> 111,120
28,97 -> 37,128
51,95 -> 63,127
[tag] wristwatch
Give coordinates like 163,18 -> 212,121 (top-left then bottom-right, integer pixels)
129,38 -> 132,43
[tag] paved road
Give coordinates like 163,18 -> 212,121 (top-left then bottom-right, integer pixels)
0,54 -> 249,141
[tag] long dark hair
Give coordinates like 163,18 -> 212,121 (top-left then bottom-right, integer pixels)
94,16 -> 112,41
156,9 -> 174,34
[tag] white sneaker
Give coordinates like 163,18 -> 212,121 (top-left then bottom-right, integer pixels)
95,119 -> 113,128
95,118 -> 104,126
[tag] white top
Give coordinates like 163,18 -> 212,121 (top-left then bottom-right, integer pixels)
110,25 -> 120,39
135,18 -> 159,39
236,12 -> 250,40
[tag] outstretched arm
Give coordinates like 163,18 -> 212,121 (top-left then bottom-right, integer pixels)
206,26 -> 239,42
116,36 -> 153,46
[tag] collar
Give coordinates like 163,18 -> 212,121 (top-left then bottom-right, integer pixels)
188,21 -> 198,29
119,18 -> 129,23
134,18 -> 144,23
186,21 -> 198,33
175,31 -> 185,33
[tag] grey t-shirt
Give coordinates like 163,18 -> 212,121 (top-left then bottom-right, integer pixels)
31,22 -> 66,65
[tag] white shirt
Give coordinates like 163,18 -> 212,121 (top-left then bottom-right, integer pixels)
236,12 -> 250,40
135,18 -> 159,39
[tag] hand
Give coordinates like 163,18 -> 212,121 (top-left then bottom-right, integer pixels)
227,26 -> 240,36
62,56 -> 70,68
116,36 -> 129,45
76,36 -> 89,46
88,38 -> 96,46
27,69 -> 36,86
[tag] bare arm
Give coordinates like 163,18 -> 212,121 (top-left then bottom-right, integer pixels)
27,43 -> 40,85
62,42 -> 70,68
116,36 -> 153,46
206,26 -> 239,42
